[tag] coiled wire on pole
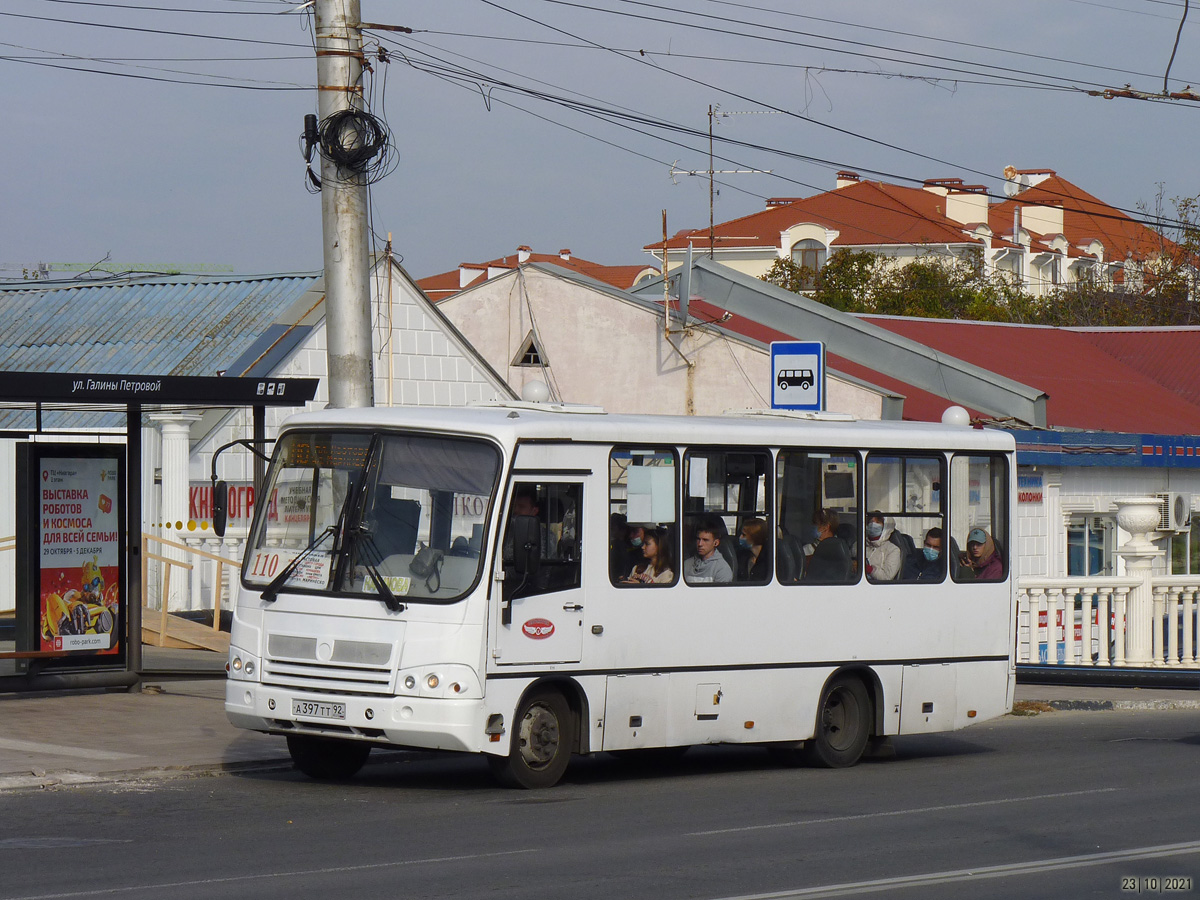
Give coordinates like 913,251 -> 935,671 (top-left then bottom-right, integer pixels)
317,108 -> 395,184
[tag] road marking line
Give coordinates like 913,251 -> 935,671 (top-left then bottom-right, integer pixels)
707,839 -> 1200,899
688,787 -> 1120,836
0,738 -> 138,761
1,848 -> 540,900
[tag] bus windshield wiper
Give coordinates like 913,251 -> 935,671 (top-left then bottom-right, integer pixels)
347,525 -> 404,613
260,526 -> 335,603
262,477 -> 357,603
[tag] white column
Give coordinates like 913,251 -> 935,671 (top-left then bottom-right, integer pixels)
1114,497 -> 1165,667
150,413 -> 200,612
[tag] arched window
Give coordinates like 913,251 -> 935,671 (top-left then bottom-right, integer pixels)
790,239 -> 826,289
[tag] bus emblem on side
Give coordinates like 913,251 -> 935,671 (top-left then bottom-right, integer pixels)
522,618 -> 555,639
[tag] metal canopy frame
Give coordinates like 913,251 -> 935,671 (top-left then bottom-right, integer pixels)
0,372 -> 319,693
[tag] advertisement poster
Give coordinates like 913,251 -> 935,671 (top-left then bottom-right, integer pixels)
37,456 -> 122,655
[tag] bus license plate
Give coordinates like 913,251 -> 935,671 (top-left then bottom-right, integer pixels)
292,699 -> 346,720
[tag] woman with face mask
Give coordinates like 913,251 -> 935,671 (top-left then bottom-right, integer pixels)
864,512 -> 901,582
737,517 -> 770,582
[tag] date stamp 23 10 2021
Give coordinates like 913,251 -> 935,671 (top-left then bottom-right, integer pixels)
1121,876 -> 1193,893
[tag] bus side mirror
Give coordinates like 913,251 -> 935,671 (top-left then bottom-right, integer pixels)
509,515 -> 541,577
212,479 -> 228,537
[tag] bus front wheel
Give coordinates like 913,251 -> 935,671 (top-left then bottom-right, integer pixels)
489,689 -> 574,789
804,675 -> 871,768
286,735 -> 371,780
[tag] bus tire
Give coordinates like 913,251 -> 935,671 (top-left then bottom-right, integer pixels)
489,688 -> 574,789
804,674 -> 872,768
286,735 -> 371,780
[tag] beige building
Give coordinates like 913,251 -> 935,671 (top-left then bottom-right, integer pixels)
434,261 -> 900,419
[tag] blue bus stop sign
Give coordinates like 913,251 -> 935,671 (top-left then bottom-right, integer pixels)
770,341 -> 825,411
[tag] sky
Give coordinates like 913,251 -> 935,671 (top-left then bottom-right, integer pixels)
2,0 -> 1198,282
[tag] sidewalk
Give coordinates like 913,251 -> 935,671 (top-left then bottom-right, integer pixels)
1,677 -> 1199,792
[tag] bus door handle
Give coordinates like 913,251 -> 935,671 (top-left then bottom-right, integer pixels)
562,602 -> 583,611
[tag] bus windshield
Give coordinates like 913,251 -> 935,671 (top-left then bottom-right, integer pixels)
244,430 -> 501,603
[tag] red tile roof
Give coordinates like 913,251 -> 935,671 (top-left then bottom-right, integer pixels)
648,171 -> 1171,267
987,173 -> 1170,260
647,180 -> 976,252
417,250 -> 657,300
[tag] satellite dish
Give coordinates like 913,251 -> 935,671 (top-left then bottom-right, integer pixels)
1003,179 -> 1020,198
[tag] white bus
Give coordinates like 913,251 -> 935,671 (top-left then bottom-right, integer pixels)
223,403 -> 1016,788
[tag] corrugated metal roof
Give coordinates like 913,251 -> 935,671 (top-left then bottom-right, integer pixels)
0,272 -> 324,429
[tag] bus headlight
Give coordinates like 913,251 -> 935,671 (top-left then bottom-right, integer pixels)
404,675 -> 417,690
426,674 -> 440,690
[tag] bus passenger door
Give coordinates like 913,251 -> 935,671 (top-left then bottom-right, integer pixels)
492,478 -> 586,665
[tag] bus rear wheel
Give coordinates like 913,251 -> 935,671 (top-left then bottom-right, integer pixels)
489,689 -> 574,789
804,675 -> 872,768
286,735 -> 371,780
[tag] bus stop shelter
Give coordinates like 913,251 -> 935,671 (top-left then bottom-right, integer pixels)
0,372 -> 318,693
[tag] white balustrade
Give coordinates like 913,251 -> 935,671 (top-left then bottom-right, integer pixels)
1016,576 -> 1200,669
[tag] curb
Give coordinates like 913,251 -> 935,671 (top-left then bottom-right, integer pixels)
1041,698 -> 1200,711
0,757 -> 295,793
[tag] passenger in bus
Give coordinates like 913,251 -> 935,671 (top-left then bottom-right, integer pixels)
804,508 -> 852,583
737,518 -> 770,582
503,486 -> 541,562
962,528 -> 1003,581
864,512 -> 902,582
903,527 -> 944,582
685,516 -> 733,584
623,526 -> 674,584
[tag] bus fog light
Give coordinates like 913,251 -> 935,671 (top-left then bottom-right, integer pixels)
426,674 -> 440,689
268,698 -> 276,710
365,708 -> 374,720
404,675 -> 416,690
400,706 -> 414,719
244,690 -> 252,705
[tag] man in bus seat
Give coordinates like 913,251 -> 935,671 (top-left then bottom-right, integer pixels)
902,527 -> 944,582
864,512 -> 902,581
804,508 -> 852,583
684,515 -> 734,584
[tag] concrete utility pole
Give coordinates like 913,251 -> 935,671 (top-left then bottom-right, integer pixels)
314,0 -> 374,408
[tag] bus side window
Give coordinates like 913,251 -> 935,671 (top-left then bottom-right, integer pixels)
950,454 -> 1009,583
776,450 -> 860,586
866,454 -> 946,583
502,481 -> 583,598
682,448 -> 770,586
609,447 -> 679,587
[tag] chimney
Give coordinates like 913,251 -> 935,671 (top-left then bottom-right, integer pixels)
459,263 -> 484,288
517,245 -> 532,263
559,248 -> 571,260
836,171 -> 860,189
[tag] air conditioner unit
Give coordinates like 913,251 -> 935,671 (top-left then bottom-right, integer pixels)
1155,492 -> 1192,532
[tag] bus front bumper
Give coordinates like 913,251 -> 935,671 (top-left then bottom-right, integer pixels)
224,681 -> 492,754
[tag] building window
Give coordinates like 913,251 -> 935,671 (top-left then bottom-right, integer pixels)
1171,519 -> 1200,575
512,332 -> 545,367
790,239 -> 826,290
1067,516 -> 1115,576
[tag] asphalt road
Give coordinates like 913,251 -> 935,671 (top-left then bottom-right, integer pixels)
2,707 -> 1199,900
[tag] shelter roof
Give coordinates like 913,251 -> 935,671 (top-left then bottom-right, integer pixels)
0,271 -> 323,428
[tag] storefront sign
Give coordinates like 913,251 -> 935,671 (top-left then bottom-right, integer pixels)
1018,472 -> 1044,504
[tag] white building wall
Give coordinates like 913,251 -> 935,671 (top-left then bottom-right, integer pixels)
439,266 -> 888,419
1015,464 -> 1200,579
